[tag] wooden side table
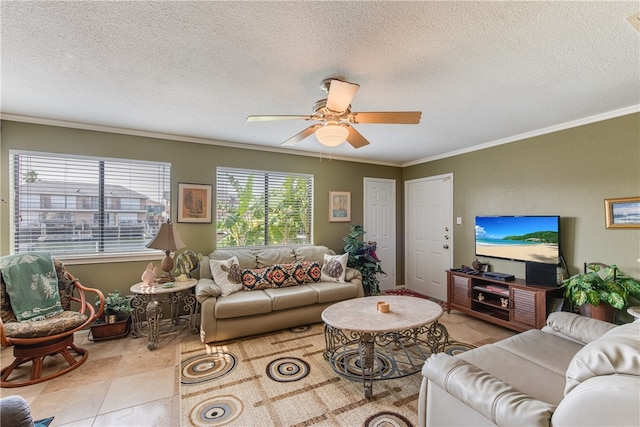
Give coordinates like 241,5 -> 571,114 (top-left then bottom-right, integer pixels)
130,278 -> 198,350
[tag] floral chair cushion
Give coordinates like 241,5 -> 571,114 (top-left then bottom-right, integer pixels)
2,311 -> 88,338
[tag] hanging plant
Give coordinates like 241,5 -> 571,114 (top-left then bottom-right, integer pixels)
343,225 -> 386,296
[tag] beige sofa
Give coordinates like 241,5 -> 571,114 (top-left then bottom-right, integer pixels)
419,312 -> 640,427
195,245 -> 364,343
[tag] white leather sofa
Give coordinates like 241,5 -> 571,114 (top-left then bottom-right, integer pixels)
196,245 -> 363,343
419,312 -> 640,426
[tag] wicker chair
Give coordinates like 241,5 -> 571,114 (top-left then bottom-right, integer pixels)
0,257 -> 105,388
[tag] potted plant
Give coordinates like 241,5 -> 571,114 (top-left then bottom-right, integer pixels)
343,225 -> 386,296
90,290 -> 133,341
561,263 -> 640,322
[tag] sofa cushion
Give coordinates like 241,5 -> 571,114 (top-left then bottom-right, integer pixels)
210,257 -> 243,297
458,337 -> 569,405
307,281 -> 360,303
210,249 -> 257,269
565,321 -> 640,395
256,247 -> 295,268
241,268 -> 272,291
294,245 -> 333,263
493,329 -> 583,377
321,253 -> 348,283
264,285 -> 318,311
215,290 -> 272,319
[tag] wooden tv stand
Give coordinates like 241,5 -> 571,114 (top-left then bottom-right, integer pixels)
447,270 -> 563,332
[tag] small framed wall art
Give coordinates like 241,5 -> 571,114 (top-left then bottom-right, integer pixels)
604,196 -> 640,229
178,183 -> 212,223
329,191 -> 351,222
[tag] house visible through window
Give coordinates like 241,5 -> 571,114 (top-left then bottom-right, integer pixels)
216,167 -> 313,247
9,150 -> 171,257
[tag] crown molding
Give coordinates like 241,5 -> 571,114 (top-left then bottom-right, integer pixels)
0,113 -> 402,167
402,105 -> 640,167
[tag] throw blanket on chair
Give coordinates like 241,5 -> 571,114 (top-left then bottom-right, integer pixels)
0,252 -> 63,322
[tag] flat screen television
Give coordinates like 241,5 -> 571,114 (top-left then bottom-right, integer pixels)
475,216 -> 560,265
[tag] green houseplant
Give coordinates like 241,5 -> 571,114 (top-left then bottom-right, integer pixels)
561,263 -> 640,322
343,225 -> 386,296
90,290 -> 133,341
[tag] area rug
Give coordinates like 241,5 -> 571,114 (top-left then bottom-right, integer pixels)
180,323 -> 474,426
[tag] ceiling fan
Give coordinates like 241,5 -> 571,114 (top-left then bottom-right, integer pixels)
247,78 -> 422,149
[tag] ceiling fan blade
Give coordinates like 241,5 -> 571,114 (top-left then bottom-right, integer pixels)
281,124 -> 323,146
326,80 -> 360,112
345,125 -> 370,149
351,111 -> 422,124
247,115 -> 311,122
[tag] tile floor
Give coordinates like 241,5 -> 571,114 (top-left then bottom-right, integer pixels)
1,310 -> 515,426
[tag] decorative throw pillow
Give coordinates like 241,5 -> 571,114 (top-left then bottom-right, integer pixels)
210,256 -> 243,297
241,268 -> 272,291
300,261 -> 322,283
321,253 -> 348,283
269,263 -> 299,288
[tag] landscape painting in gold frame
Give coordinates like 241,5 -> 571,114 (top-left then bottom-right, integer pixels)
329,191 -> 351,222
605,196 -> 640,229
178,183 -> 212,223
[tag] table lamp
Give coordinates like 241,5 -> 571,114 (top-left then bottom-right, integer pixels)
146,219 -> 186,283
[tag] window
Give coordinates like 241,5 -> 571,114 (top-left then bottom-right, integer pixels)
9,150 -> 171,258
216,167 -> 313,247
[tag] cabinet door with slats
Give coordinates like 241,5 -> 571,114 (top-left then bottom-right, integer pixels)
511,287 -> 538,328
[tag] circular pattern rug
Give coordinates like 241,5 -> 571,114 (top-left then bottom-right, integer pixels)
364,411 -> 413,427
189,395 -> 243,426
181,352 -> 237,385
442,342 -> 476,356
331,348 -> 395,379
266,357 -> 310,382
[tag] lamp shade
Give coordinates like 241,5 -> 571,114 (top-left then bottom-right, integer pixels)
146,221 -> 186,251
315,124 -> 348,147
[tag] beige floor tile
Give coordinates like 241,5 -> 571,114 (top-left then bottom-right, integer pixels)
99,366 -> 175,414
28,380 -> 110,426
93,396 -> 174,427
54,417 -> 96,427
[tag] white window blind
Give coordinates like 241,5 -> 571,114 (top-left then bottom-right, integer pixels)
9,150 -> 171,258
216,167 -> 313,247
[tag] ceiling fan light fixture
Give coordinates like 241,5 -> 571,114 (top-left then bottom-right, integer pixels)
315,124 -> 348,147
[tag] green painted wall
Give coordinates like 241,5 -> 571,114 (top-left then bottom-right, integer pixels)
0,121 -> 402,296
1,113 -> 639,298
404,113 -> 640,280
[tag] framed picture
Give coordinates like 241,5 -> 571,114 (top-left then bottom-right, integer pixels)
177,183 -> 212,223
605,196 -> 640,229
329,191 -> 351,222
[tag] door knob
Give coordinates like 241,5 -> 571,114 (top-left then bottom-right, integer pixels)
443,244 -> 449,249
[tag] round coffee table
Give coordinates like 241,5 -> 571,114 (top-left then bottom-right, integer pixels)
321,295 -> 448,398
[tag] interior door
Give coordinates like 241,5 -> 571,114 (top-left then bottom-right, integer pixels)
364,178 -> 396,291
405,174 -> 453,301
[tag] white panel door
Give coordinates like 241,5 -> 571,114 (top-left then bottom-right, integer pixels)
405,174 -> 453,301
364,178 -> 396,291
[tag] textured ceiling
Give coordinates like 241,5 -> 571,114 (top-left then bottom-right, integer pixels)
1,1 -> 639,166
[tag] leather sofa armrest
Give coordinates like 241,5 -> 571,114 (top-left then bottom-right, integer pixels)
544,312 -> 616,344
422,353 -> 555,427
195,278 -> 221,303
345,268 -> 364,297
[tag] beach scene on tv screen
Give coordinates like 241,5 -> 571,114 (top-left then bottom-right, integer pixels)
475,216 -> 559,264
